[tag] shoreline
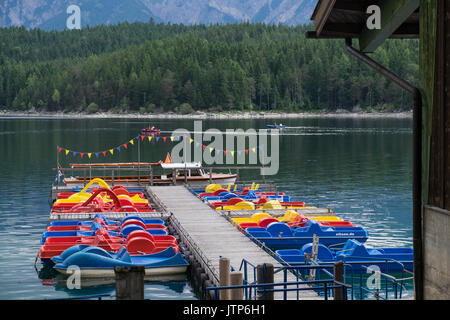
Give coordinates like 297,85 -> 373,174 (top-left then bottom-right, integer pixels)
0,110 -> 413,119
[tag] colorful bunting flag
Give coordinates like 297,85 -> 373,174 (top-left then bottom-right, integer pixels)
58,133 -> 265,161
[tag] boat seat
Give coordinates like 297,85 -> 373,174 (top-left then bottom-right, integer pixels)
119,198 -> 134,207
267,222 -> 293,237
225,198 -> 244,205
238,222 -> 259,229
258,218 -> 280,228
251,212 -> 272,222
120,219 -> 147,230
300,243 -> 335,261
121,224 -> 145,237
126,237 -> 156,254
126,230 -> 154,242
223,193 -> 239,200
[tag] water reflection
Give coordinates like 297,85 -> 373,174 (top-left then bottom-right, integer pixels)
0,117 -> 413,299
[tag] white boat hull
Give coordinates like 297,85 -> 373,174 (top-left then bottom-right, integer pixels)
55,265 -> 188,278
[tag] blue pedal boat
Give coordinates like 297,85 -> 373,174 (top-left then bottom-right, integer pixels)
41,223 -> 167,244
246,221 -> 369,250
335,239 -> 414,273
275,239 -> 413,273
52,245 -> 189,278
201,190 -> 291,202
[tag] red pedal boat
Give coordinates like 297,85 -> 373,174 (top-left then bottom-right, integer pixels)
39,229 -> 179,260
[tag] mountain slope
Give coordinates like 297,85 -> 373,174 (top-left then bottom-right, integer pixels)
0,0 -> 317,30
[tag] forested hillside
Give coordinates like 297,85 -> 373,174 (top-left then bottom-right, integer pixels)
0,21 -> 419,114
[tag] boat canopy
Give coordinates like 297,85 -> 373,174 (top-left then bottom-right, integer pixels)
160,162 -> 202,170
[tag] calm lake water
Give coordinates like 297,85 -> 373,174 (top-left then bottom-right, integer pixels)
0,116 -> 413,299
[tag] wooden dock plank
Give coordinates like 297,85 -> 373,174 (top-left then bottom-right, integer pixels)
147,185 -> 322,300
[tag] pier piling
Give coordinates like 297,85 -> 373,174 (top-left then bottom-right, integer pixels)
114,266 -> 145,300
257,263 -> 274,300
230,272 -> 244,300
333,261 -> 344,300
219,257 -> 231,300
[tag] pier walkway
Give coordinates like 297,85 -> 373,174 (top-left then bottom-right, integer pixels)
147,185 -> 322,300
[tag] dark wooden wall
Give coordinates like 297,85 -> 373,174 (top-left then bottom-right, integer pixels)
428,0 -> 450,210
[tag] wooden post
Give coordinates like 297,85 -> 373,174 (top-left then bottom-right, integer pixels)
56,146 -> 59,192
150,166 -> 153,186
219,257 -> 231,300
257,263 -> 274,300
114,266 -> 145,300
138,138 -> 141,185
209,168 -> 213,184
333,261 -> 344,300
172,169 -> 176,185
230,272 -> 243,300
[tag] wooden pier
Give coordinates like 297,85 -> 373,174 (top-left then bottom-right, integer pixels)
147,185 -> 322,300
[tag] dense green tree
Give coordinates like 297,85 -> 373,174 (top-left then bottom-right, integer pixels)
0,22 -> 418,113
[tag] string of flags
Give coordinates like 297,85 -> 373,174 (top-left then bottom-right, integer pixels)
57,134 -> 263,159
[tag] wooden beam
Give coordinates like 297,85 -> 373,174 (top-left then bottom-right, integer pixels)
359,0 -> 420,52
305,21 -> 419,40
313,0 -> 337,36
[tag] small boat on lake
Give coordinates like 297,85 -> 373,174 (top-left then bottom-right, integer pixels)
141,126 -> 160,135
266,123 -> 285,130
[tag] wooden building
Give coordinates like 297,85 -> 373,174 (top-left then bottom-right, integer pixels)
308,0 -> 449,299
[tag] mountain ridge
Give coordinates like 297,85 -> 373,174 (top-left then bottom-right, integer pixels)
0,0 -> 317,30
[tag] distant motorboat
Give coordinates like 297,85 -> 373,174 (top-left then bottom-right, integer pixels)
266,123 -> 285,130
